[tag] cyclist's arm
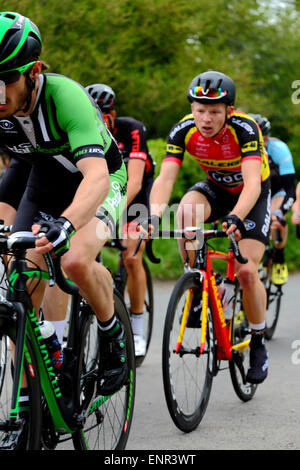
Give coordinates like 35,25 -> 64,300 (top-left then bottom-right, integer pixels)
126,158 -> 146,206
61,157 -> 110,229
226,159 -> 262,235
292,182 -> 300,224
150,160 -> 180,217
279,173 -> 296,214
269,140 -> 296,214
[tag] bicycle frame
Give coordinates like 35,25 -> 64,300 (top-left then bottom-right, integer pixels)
4,251 -> 77,434
177,237 -> 250,362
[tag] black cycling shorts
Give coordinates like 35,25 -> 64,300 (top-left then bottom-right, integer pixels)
188,178 -> 271,245
123,176 -> 153,224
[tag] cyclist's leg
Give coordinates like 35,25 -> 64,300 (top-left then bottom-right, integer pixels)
236,238 -> 267,325
176,189 -> 211,267
270,193 -> 288,284
62,163 -> 128,395
236,183 -> 270,384
121,222 -> 147,355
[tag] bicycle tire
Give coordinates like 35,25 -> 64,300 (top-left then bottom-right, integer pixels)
72,289 -> 136,450
264,281 -> 282,340
116,257 -> 154,367
229,285 -> 258,402
0,328 -> 42,450
162,272 -> 215,433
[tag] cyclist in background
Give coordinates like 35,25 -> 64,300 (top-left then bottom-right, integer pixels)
0,11 -> 128,414
249,114 -> 296,285
148,71 -> 270,384
291,182 -> 300,226
86,83 -> 155,358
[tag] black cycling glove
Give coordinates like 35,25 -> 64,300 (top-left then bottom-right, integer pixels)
222,214 -> 246,238
273,209 -> 287,227
36,216 -> 76,256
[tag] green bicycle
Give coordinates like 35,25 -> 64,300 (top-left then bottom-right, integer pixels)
0,228 -> 135,450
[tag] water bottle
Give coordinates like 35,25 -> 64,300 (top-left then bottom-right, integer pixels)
222,278 -> 235,319
39,320 -> 63,369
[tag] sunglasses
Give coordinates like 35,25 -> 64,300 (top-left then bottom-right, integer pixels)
0,61 -> 36,85
190,86 -> 228,99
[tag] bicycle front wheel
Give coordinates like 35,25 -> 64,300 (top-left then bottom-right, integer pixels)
162,272 -> 215,433
72,290 -> 135,450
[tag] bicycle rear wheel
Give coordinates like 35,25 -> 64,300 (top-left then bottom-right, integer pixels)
0,328 -> 42,450
229,286 -> 257,401
162,272 -> 215,433
117,258 -> 154,367
72,290 -> 135,450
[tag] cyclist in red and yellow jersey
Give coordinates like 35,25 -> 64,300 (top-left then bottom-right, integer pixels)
149,71 -> 270,384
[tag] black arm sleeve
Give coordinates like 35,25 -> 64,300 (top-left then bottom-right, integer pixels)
280,173 -> 296,214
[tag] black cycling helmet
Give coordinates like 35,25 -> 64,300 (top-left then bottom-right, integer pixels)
248,113 -> 271,136
0,12 -> 42,78
85,83 -> 115,111
187,71 -> 236,106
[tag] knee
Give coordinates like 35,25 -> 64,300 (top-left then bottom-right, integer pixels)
237,263 -> 258,290
61,250 -> 87,282
123,253 -> 141,272
177,200 -> 195,229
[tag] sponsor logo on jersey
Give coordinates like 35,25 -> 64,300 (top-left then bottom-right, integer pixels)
169,119 -> 194,140
207,169 -> 243,186
231,117 -> 255,136
195,156 -> 240,168
241,141 -> 258,153
166,144 -> 183,154
6,143 -> 33,153
0,120 -> 15,131
243,219 -> 256,231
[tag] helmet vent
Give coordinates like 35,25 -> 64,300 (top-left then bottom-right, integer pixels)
4,13 -> 17,20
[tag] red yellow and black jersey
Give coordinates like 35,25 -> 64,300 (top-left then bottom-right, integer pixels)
163,110 -> 270,194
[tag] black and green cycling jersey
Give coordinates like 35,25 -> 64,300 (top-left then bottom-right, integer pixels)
0,73 -> 122,173
0,73 -> 127,235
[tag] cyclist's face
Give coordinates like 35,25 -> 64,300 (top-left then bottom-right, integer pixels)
191,102 -> 233,138
0,74 -> 29,118
0,61 -> 41,118
102,110 -> 116,131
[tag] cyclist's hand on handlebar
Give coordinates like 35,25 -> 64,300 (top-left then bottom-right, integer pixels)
271,209 -> 286,230
137,215 -> 161,240
32,216 -> 76,256
221,214 -> 246,241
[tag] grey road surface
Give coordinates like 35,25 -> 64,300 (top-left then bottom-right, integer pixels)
126,276 -> 300,451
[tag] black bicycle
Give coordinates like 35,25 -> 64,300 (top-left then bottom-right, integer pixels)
103,236 -> 157,366
258,242 -> 283,340
0,228 -> 135,450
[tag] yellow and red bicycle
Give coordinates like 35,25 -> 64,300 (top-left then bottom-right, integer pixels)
161,227 -> 258,432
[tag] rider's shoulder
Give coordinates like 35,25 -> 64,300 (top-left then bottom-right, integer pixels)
44,73 -> 89,99
228,110 -> 260,135
115,116 -> 145,130
168,114 -> 195,138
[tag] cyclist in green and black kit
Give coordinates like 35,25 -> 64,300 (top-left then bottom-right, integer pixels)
0,11 -> 128,418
